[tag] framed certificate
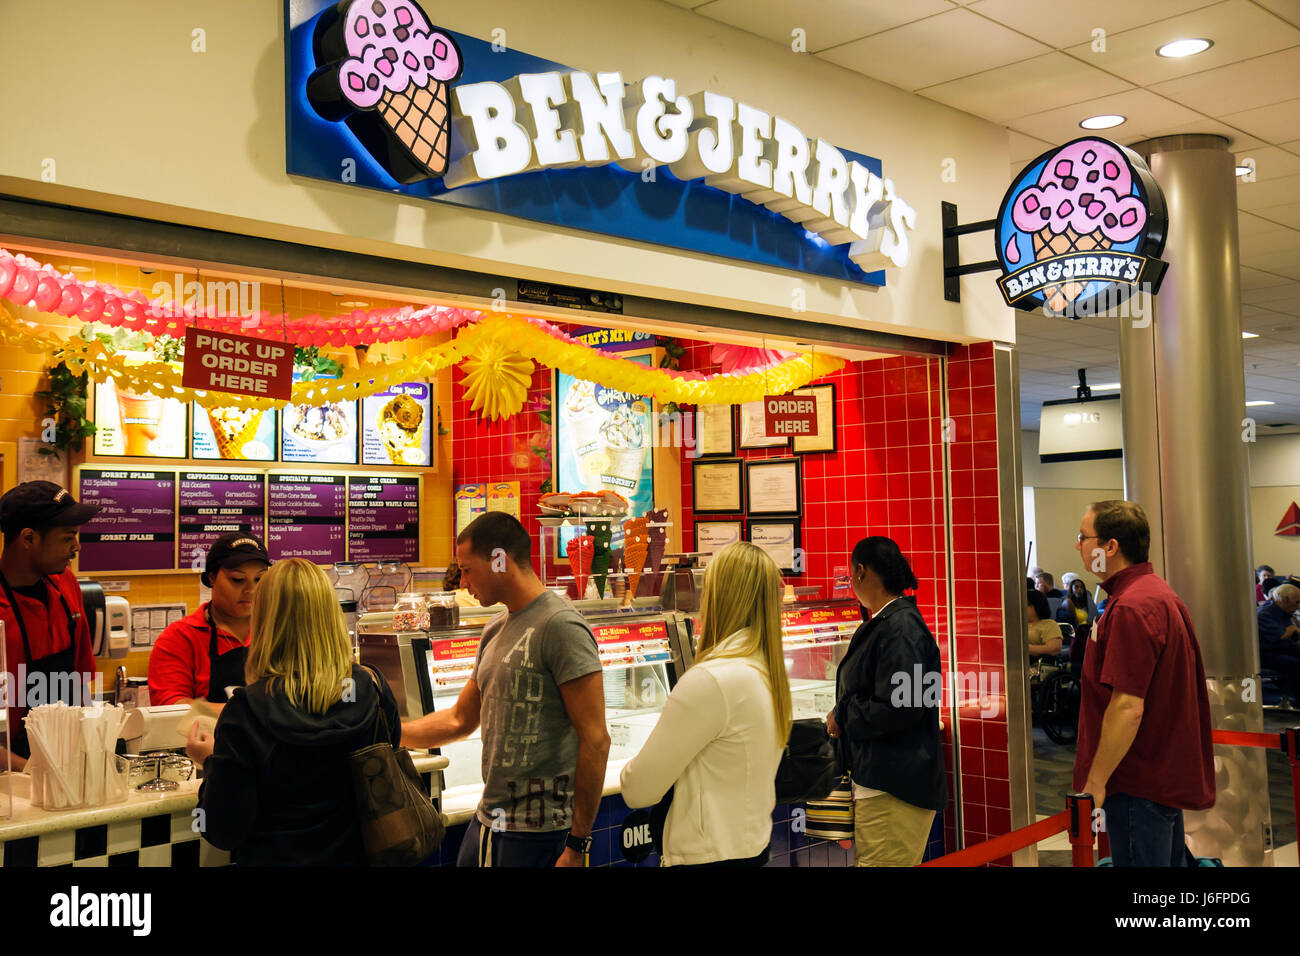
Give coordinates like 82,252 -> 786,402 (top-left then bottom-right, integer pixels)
748,519 -> 800,575
695,403 -> 735,457
738,399 -> 789,449
692,458 -> 743,515
793,383 -> 837,454
745,457 -> 801,516
695,520 -> 743,555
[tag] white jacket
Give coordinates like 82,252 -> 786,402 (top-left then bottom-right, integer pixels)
619,629 -> 783,866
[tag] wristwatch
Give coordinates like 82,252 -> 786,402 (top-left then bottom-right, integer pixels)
565,832 -> 593,855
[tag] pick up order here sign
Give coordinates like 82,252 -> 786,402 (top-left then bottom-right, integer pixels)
181,328 -> 293,399
764,395 -> 818,437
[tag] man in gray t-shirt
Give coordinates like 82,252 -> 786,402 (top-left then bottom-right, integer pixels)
402,513 -> 609,867
473,590 -> 601,831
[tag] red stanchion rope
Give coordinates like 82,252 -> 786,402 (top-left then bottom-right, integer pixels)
918,809 -> 1071,867
1211,729 -> 1283,749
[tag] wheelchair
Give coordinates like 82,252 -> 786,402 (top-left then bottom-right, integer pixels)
1030,622 -> 1084,746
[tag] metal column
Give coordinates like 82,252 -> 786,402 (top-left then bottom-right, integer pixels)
1119,134 -> 1269,866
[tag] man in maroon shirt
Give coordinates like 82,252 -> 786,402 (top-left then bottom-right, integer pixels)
1072,500 -> 1215,867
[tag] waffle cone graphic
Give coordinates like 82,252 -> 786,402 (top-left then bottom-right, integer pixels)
379,79 -> 451,176
1033,226 -> 1108,312
621,517 -> 649,607
208,408 -> 265,459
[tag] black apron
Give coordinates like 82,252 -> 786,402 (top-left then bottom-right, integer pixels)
205,604 -> 249,703
0,572 -> 81,760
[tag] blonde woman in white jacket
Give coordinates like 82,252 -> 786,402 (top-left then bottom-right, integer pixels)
620,541 -> 792,866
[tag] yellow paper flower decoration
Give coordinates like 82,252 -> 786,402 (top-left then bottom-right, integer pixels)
460,339 -> 535,421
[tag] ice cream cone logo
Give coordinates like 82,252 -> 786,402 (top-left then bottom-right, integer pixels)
306,0 -> 464,184
995,138 -> 1167,316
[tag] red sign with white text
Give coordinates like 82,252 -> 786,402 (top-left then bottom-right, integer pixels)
764,395 -> 818,438
593,620 -> 670,644
181,327 -> 293,400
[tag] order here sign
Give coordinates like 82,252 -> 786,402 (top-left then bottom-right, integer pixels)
181,328 -> 293,399
764,395 -> 818,437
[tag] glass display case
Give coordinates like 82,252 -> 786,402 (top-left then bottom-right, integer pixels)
357,600 -> 695,810
780,599 -> 862,720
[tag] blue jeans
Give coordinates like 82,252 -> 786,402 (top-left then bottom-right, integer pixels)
1103,793 -> 1187,867
456,816 -> 569,867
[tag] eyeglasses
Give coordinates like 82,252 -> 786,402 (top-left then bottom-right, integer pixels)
1077,533 -> 1102,545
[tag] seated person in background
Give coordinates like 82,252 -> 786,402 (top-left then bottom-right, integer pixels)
1056,577 -> 1098,628
1027,590 -> 1062,659
1257,584 -> 1300,704
1256,565 -> 1275,605
1035,571 -> 1064,616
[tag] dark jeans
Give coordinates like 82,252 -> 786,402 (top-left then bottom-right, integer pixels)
1104,793 -> 1187,867
672,846 -> 771,868
457,816 -> 568,867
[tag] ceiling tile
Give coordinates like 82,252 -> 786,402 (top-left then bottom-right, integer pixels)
1220,97 -> 1300,144
1236,172 -> 1300,210
1260,199 -> 1300,228
696,0 -> 953,52
969,0 -> 1219,49
1008,128 -> 1055,162
1239,210 -> 1285,234
1251,0 -> 1300,28
1060,0 -> 1300,87
1238,226 -> 1300,258
1236,145 -> 1300,181
817,8 -> 1051,91
1128,115 -> 1264,150
662,0 -> 713,8
1006,87 -> 1202,142
1148,47 -> 1300,117
919,52 -> 1134,123
1240,266 -> 1297,288
1247,250 -> 1300,279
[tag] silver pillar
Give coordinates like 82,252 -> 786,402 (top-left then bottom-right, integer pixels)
1118,134 -> 1269,866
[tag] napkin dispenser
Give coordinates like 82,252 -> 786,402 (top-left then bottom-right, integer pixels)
120,705 -> 190,754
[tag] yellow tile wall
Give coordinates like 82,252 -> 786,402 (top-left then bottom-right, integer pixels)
1,245 -> 456,682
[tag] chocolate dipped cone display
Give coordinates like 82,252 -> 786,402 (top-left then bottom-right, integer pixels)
642,507 -> 669,597
590,521 -> 612,598
621,517 -> 649,607
569,534 -> 593,601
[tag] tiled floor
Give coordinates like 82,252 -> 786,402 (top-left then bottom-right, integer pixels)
1030,710 -> 1299,867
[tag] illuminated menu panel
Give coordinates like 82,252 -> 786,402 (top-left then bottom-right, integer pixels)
177,472 -> 266,567
347,476 -> 419,562
267,473 -> 346,562
77,469 -> 177,571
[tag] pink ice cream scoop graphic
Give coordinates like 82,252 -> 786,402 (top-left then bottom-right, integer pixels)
997,138 -> 1166,315
307,0 -> 464,183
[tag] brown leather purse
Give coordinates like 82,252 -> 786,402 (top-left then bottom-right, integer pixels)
349,667 -> 445,866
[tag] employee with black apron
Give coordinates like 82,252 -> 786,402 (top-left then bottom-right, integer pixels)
0,482 -> 101,770
147,533 -> 270,709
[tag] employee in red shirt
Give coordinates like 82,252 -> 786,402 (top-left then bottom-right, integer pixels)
1072,500 -> 1215,866
148,532 -> 270,709
0,481 -> 100,770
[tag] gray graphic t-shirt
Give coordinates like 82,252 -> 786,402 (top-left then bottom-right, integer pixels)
473,590 -> 602,831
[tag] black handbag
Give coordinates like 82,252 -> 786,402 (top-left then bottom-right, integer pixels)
775,718 -> 837,804
348,667 -> 445,866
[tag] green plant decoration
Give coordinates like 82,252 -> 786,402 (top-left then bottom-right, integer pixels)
33,362 -> 95,458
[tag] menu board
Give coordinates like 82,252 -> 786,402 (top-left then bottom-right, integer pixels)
192,403 -> 277,461
178,472 -> 267,569
267,473 -> 347,562
92,380 -> 187,458
347,476 -> 420,562
77,469 -> 177,571
280,399 -> 358,465
361,382 -> 432,467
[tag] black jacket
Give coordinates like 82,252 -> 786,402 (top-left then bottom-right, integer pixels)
198,663 -> 401,866
835,597 -> 947,812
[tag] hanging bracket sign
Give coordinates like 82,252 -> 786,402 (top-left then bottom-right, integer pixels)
764,395 -> 818,437
181,327 -> 293,399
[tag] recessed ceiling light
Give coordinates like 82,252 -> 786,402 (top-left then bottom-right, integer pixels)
1092,383 -> 1121,390
1080,114 -> 1126,130
68,265 -> 93,274
1245,400 -> 1274,407
1242,331 -> 1259,338
1158,38 -> 1213,58
1235,165 -> 1252,176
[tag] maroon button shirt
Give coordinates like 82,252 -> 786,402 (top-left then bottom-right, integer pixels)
1073,563 -> 1215,811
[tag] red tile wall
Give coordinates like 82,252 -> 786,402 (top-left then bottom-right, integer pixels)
451,333 -> 1011,861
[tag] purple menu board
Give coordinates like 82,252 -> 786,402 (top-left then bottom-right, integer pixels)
347,476 -> 420,562
77,469 -> 177,571
267,473 -> 347,563
178,472 -> 267,569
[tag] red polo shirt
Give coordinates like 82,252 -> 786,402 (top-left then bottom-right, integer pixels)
0,568 -> 96,730
1073,563 -> 1215,810
147,603 -> 246,705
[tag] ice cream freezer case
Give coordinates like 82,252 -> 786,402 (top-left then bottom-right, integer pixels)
781,600 -> 862,720
357,603 -> 696,804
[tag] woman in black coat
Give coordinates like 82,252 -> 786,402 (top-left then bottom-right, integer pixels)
827,537 -> 946,866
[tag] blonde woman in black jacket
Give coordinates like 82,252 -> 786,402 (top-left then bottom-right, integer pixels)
827,537 -> 946,866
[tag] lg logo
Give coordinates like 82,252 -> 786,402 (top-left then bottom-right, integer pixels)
1063,411 -> 1101,427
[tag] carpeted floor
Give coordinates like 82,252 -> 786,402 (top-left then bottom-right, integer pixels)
1029,708 -> 1299,867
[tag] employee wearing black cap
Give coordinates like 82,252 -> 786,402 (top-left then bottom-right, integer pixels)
147,532 -> 270,711
0,481 -> 101,770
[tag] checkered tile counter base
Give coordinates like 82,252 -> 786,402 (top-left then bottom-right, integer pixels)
0,809 -> 205,868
